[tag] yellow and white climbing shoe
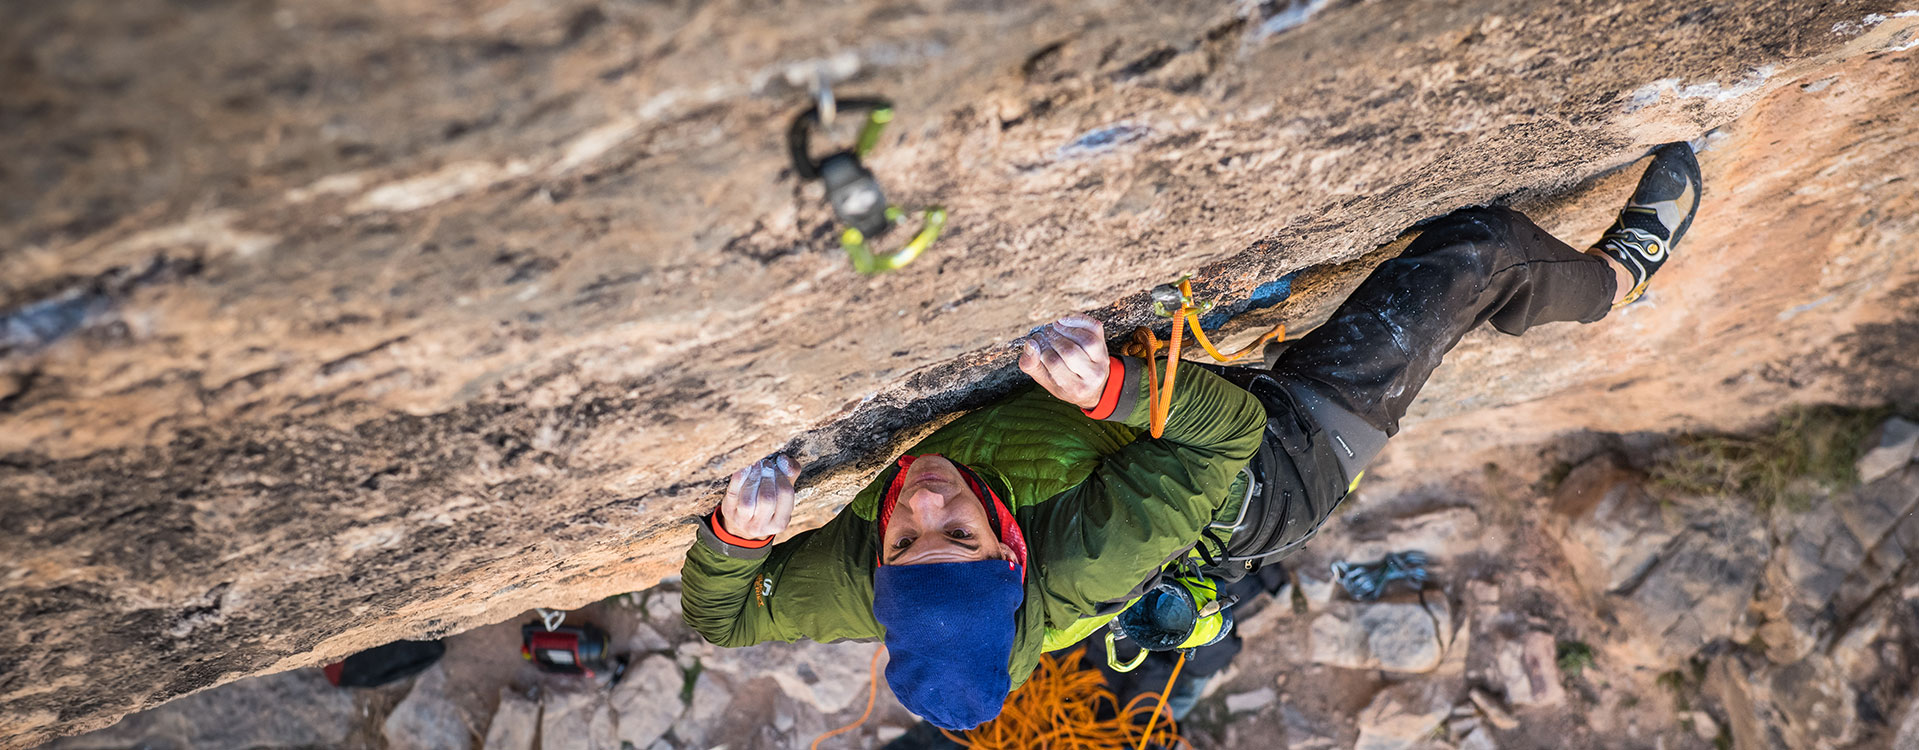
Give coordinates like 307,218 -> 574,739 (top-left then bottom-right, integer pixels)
1594,142 -> 1703,307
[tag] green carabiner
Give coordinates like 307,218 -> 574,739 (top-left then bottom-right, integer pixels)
1105,630 -> 1150,673
841,206 -> 946,275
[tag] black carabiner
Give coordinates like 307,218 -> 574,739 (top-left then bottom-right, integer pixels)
787,98 -> 895,239
786,98 -> 945,274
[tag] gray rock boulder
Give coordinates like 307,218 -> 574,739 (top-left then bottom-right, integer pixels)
643,590 -> 683,625
1549,455 -> 1676,594
44,669 -> 356,750
540,689 -> 618,750
385,664 -> 475,750
1835,465 -> 1919,554
1281,703 -> 1339,750
1856,417 -> 1919,484
1757,466 -> 1919,663
1457,729 -> 1499,750
666,671 -> 732,749
1225,687 -> 1277,714
1354,683 -> 1453,750
1468,689 -> 1518,731
626,623 -> 673,654
482,690 -> 540,750
1612,503 -> 1768,665
1894,694 -> 1919,750
1493,632 -> 1564,708
1309,596 -> 1454,674
1706,652 -> 1859,750
696,640 -> 877,715
609,656 -> 684,750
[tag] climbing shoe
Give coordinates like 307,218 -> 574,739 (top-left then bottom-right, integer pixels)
1593,141 -> 1702,307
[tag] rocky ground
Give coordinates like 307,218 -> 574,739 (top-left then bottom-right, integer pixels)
40,412 -> 1919,750
6,0 -> 1919,746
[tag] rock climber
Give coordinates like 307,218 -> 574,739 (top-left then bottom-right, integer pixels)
679,142 -> 1702,732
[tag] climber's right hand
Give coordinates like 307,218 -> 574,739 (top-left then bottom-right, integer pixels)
1019,314 -> 1111,410
718,454 -> 799,541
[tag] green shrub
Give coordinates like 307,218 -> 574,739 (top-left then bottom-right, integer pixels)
1556,640 -> 1595,678
1651,405 -> 1893,510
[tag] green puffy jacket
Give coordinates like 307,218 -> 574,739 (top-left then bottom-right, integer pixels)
679,355 -> 1266,688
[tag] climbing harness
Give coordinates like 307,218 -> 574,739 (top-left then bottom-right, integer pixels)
1331,550 -> 1432,601
1092,275 -> 1281,676
1124,277 -> 1288,438
1103,574 -> 1238,674
787,90 -> 946,274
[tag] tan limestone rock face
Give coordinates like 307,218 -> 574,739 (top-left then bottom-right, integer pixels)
607,656 -> 684,750
1493,631 -> 1565,709
6,0 -> 1919,746
1309,596 -> 1456,674
1549,455 -> 1675,595
1354,682 -> 1453,750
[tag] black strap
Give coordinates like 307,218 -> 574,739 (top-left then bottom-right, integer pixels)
1205,369 -> 1352,576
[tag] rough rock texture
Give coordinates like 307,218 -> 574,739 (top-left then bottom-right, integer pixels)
1309,596 -> 1455,673
35,669 -> 355,750
1856,416 -> 1919,484
608,656 -> 682,750
538,689 -> 617,750
383,664 -> 476,750
1756,464 -> 1919,664
665,672 -> 731,750
1549,455 -> 1675,594
480,689 -> 539,750
4,0 -> 1919,745
44,417 -> 1919,749
1492,632 -> 1564,708
1354,682 -> 1452,750
695,638 -> 880,715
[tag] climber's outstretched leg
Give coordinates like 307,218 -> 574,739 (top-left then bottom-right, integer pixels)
1275,142 -> 1703,447
1196,143 -> 1701,576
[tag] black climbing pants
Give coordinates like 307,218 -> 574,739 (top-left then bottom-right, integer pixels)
1205,206 -> 1619,572
1276,205 -> 1617,438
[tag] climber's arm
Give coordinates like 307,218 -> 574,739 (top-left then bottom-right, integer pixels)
679,513 -> 781,647
680,457 -> 883,648
1027,354 -> 1267,612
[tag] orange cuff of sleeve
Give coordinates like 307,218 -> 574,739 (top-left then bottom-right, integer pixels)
1080,358 -> 1128,420
706,514 -> 773,549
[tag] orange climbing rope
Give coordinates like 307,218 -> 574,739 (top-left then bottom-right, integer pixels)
1125,278 -> 1287,437
813,646 -> 1186,750
939,647 -> 1187,750
809,647 -> 885,750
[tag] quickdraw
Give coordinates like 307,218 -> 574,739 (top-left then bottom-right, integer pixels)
787,96 -> 946,274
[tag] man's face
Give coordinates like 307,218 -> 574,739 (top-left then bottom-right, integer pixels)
882,456 -> 1011,566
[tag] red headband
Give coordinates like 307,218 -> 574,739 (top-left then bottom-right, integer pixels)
876,455 -> 1028,575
